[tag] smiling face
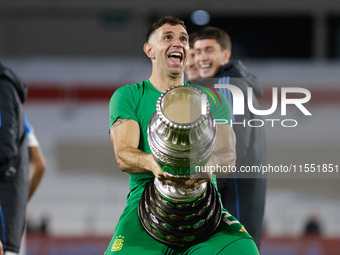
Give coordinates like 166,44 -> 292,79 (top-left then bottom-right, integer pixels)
194,39 -> 231,78
144,24 -> 189,79
185,48 -> 200,80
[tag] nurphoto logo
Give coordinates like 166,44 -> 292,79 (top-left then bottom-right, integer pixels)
208,84 -> 312,128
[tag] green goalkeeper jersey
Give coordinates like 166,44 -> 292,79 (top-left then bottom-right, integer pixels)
106,79 -> 258,255
109,79 -> 232,191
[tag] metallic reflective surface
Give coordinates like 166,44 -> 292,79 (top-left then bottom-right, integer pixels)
138,181 -> 222,247
148,85 -> 217,176
154,176 -> 207,202
139,86 -> 222,247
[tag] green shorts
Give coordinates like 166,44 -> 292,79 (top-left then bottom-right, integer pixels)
105,181 -> 259,255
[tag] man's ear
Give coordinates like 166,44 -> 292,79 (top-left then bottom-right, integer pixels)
223,49 -> 232,64
144,43 -> 155,59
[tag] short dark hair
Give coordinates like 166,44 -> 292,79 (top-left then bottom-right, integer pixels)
193,26 -> 232,50
146,16 -> 186,42
189,32 -> 198,49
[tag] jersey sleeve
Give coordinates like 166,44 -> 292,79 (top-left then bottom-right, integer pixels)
109,85 -> 138,128
210,90 -> 232,124
189,83 -> 232,125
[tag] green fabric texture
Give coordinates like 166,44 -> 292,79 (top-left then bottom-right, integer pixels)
105,179 -> 258,255
109,80 -> 232,190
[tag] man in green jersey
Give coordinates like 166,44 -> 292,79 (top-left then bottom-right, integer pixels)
105,16 -> 259,255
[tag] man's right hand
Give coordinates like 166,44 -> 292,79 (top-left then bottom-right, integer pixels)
147,154 -> 166,179
148,154 -> 211,188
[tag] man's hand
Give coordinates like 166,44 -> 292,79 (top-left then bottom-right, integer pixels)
160,172 -> 211,188
148,154 -> 212,188
185,171 -> 212,187
147,153 -> 165,179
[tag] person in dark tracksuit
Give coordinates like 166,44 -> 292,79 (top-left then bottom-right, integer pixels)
191,27 -> 267,249
0,62 -> 29,255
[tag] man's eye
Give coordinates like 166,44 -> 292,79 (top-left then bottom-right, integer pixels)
181,37 -> 188,42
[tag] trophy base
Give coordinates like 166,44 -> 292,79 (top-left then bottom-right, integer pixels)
138,180 -> 222,247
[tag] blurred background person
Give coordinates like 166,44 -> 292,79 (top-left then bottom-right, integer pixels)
185,32 -> 200,81
0,62 -> 28,255
19,116 -> 46,255
304,212 -> 322,237
0,63 -> 46,255
191,26 -> 266,249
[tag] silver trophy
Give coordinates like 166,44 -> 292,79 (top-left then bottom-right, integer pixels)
138,85 -> 223,247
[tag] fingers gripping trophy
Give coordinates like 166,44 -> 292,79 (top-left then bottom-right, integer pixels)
138,86 -> 223,247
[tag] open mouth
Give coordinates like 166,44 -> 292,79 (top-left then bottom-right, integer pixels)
168,52 -> 183,65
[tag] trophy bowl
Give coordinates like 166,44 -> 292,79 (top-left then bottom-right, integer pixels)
138,85 -> 222,247
147,85 -> 217,176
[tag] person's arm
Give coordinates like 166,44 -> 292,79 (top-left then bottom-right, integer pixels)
110,118 -> 165,179
200,124 -> 236,181
28,145 -> 46,201
204,88 -> 236,175
209,124 -> 236,167
183,124 -> 236,186
24,118 -> 46,201
110,118 -> 202,187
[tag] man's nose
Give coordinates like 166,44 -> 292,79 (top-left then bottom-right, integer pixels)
172,37 -> 184,47
189,61 -> 195,68
195,52 -> 205,63
199,51 -> 208,61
